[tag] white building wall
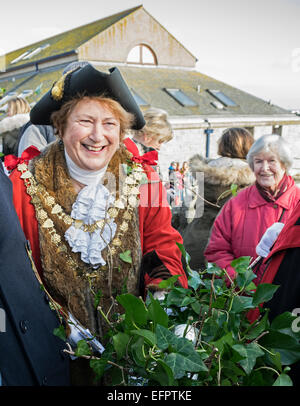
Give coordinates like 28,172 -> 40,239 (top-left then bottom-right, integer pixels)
282,125 -> 300,174
158,124 -> 300,181
253,126 -> 273,139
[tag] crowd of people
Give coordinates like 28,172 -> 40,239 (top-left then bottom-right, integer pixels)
0,61 -> 299,386
167,160 -> 195,208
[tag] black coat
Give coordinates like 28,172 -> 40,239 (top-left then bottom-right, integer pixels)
261,202 -> 300,386
0,161 -> 70,386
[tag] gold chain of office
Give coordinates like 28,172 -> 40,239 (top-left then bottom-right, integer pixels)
17,161 -> 145,261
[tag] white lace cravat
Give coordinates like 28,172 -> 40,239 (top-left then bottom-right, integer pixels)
64,149 -> 116,266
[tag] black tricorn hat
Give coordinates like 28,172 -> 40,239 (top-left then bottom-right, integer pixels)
30,65 -> 145,130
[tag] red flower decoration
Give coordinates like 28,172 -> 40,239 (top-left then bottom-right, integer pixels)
131,150 -> 158,166
4,146 -> 41,171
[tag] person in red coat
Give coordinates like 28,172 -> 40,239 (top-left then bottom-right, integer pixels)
7,65 -> 187,360
204,134 -> 300,284
248,199 -> 300,321
247,200 -> 300,385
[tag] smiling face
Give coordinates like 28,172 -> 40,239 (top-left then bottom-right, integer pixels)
253,150 -> 286,192
62,98 -> 121,172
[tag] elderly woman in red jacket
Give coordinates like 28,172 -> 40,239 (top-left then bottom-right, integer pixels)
204,134 -> 300,284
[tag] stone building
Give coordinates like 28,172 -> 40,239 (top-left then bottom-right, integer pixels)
0,5 -> 299,178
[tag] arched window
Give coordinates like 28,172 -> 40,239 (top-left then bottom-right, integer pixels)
127,44 -> 157,65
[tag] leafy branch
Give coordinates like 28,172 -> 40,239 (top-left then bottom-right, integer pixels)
55,244 -> 300,386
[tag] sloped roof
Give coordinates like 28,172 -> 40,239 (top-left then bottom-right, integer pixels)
0,64 -> 290,118
116,66 -> 289,116
5,5 -> 142,69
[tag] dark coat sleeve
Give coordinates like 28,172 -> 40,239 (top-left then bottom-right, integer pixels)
0,162 -> 69,386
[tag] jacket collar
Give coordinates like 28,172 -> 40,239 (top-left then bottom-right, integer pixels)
265,200 -> 300,260
248,176 -> 296,210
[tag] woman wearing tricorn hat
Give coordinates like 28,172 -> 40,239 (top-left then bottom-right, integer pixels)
8,64 -> 187,381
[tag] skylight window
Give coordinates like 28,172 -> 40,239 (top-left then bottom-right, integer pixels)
23,43 -> 50,60
211,100 -> 224,110
131,89 -> 148,106
11,51 -> 32,64
207,90 -> 237,107
164,88 -> 197,107
11,44 -> 50,64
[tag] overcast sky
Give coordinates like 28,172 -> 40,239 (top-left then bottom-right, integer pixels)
0,0 -> 299,109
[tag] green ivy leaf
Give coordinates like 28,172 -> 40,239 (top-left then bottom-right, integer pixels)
117,294 -> 148,327
155,324 -> 208,374
245,310 -> 270,340
260,331 -> 299,350
150,359 -> 176,386
89,358 -> 107,380
176,242 -> 192,271
156,324 -> 177,351
232,343 -> 265,375
90,345 -> 113,380
147,293 -> 169,328
188,269 -> 205,290
53,324 -> 67,341
227,312 -> 241,336
131,329 -> 157,347
236,268 -> 257,289
212,332 -> 234,354
252,284 -> 280,307
222,360 -> 246,381
174,336 -> 198,356
130,337 -> 146,367
273,373 -> 293,386
212,296 -> 227,309
75,339 -> 92,357
231,256 -> 251,273
206,264 -> 223,276
159,275 -> 180,290
112,332 -> 130,360
271,312 -> 300,339
119,250 -> 132,264
231,296 -> 254,313
259,330 -> 300,364
244,281 -> 257,292
231,183 -> 238,196
166,287 -> 193,307
265,351 -> 282,373
165,351 -> 207,379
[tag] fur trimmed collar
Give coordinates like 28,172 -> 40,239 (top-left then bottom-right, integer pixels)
189,154 -> 255,187
0,113 -> 29,133
27,141 -> 142,335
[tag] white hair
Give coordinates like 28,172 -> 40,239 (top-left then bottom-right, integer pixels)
246,134 -> 293,172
